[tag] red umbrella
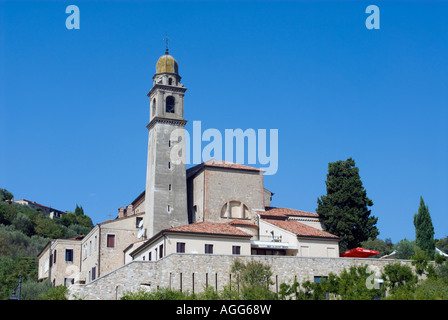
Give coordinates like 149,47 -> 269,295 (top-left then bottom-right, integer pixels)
339,247 -> 379,258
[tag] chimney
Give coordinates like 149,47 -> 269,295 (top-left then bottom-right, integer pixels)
126,204 -> 134,216
118,207 -> 125,219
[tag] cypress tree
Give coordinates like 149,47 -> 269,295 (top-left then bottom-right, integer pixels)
316,158 -> 379,252
413,196 -> 435,260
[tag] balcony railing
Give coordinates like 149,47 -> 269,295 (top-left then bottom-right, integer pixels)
255,235 -> 283,242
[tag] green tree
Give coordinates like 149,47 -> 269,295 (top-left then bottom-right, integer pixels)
293,265 -> 385,300
39,285 -> 68,300
21,279 -> 51,300
0,201 -> 18,225
60,205 -> 93,231
278,279 -> 300,300
394,238 -> 416,259
361,238 -> 394,258
0,188 -> 13,201
76,214 -> 93,229
411,247 -> 433,276
385,277 -> 448,300
382,262 -> 418,292
12,212 -> 34,236
230,260 -> 277,300
0,256 -> 38,300
434,259 -> 448,280
74,204 -> 84,216
435,236 -> 448,253
34,213 -> 64,239
414,197 -> 435,260
316,158 -> 379,252
60,212 -> 77,227
326,265 -> 384,300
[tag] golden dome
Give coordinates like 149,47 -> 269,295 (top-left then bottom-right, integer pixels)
155,52 -> 178,74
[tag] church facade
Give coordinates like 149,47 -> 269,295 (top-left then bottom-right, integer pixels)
37,49 -> 340,288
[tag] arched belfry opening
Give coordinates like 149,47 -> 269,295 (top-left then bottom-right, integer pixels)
166,96 -> 175,113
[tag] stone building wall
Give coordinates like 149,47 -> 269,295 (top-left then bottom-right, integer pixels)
69,253 -> 414,300
203,168 -> 265,222
98,216 -> 142,276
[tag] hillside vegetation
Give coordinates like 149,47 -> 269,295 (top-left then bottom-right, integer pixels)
0,188 -> 94,300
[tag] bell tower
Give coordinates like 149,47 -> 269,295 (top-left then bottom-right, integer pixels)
143,48 -> 188,239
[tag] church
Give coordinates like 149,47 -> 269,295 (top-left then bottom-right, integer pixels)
37,48 -> 340,288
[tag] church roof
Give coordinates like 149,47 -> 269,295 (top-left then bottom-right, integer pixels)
187,159 -> 262,179
164,221 -> 252,237
256,207 -> 319,220
262,219 -> 339,240
129,221 -> 251,258
227,219 -> 258,228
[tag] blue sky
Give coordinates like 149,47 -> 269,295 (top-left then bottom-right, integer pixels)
0,1 -> 447,243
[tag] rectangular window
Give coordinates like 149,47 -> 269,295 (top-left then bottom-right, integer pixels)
205,244 -> 213,254
92,267 -> 96,281
176,242 -> 185,253
314,276 -> 328,283
159,244 -> 163,258
192,205 -> 197,221
65,249 -> 74,262
107,234 -> 115,248
232,246 -> 241,255
148,252 -> 152,261
136,217 -> 143,228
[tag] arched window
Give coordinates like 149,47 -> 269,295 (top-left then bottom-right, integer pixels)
168,78 -> 173,85
166,96 -> 175,113
221,201 -> 249,219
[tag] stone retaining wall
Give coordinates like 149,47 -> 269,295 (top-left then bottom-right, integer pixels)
69,253 -> 414,300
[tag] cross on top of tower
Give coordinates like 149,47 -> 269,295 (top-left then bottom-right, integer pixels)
163,35 -> 170,55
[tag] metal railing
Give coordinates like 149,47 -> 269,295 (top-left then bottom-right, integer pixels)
254,235 -> 283,242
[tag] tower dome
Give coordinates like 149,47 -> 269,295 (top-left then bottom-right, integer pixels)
155,51 -> 179,74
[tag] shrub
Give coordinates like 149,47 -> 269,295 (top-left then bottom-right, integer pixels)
21,279 -> 51,300
121,287 -> 192,300
39,285 -> 68,300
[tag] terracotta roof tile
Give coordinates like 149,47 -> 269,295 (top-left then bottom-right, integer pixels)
262,219 -> 339,239
257,207 -> 319,219
164,222 -> 252,237
227,219 -> 258,227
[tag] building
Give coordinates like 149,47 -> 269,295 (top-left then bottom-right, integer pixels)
37,212 -> 145,285
37,236 -> 84,287
37,48 -> 340,287
14,199 -> 66,219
